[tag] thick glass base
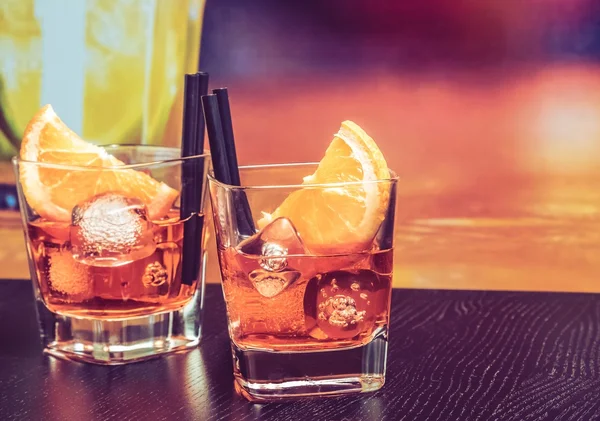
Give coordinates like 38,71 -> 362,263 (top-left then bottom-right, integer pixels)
37,289 -> 203,365
231,327 -> 388,402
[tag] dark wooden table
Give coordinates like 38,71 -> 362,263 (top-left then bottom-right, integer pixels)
1,280 -> 599,421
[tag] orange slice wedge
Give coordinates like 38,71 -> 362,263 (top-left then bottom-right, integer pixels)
19,105 -> 178,222
258,121 -> 391,252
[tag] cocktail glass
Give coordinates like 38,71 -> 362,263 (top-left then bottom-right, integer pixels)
208,163 -> 398,401
13,145 -> 210,364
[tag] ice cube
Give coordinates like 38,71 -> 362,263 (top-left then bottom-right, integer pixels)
249,269 -> 301,298
87,1 -> 153,56
304,270 -> 382,340
236,217 -> 307,298
47,249 -> 91,297
70,192 -> 156,267
238,217 -> 307,273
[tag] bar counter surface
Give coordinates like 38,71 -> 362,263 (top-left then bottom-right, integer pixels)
0,281 -> 598,421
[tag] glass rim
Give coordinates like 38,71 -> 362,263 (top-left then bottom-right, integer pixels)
12,144 -> 210,171
208,162 -> 399,190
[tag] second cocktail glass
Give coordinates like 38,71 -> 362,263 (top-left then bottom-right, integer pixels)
209,163 -> 398,401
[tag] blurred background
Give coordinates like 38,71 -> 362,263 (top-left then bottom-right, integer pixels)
2,0 -> 600,291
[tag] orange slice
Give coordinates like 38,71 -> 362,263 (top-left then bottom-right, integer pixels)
258,121 -> 391,252
19,105 -> 178,222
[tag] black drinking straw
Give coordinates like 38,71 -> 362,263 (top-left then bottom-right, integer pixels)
192,72 -> 209,278
212,88 -> 255,233
202,95 -> 231,184
202,94 -> 255,236
180,72 -> 208,286
212,88 -> 241,185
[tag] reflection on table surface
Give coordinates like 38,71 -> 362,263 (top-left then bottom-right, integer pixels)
3,65 -> 600,292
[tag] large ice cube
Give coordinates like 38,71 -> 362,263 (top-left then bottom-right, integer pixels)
70,192 -> 156,266
304,270 -> 382,340
237,217 -> 307,298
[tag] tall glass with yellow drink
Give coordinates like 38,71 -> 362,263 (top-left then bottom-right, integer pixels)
0,0 -> 206,159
